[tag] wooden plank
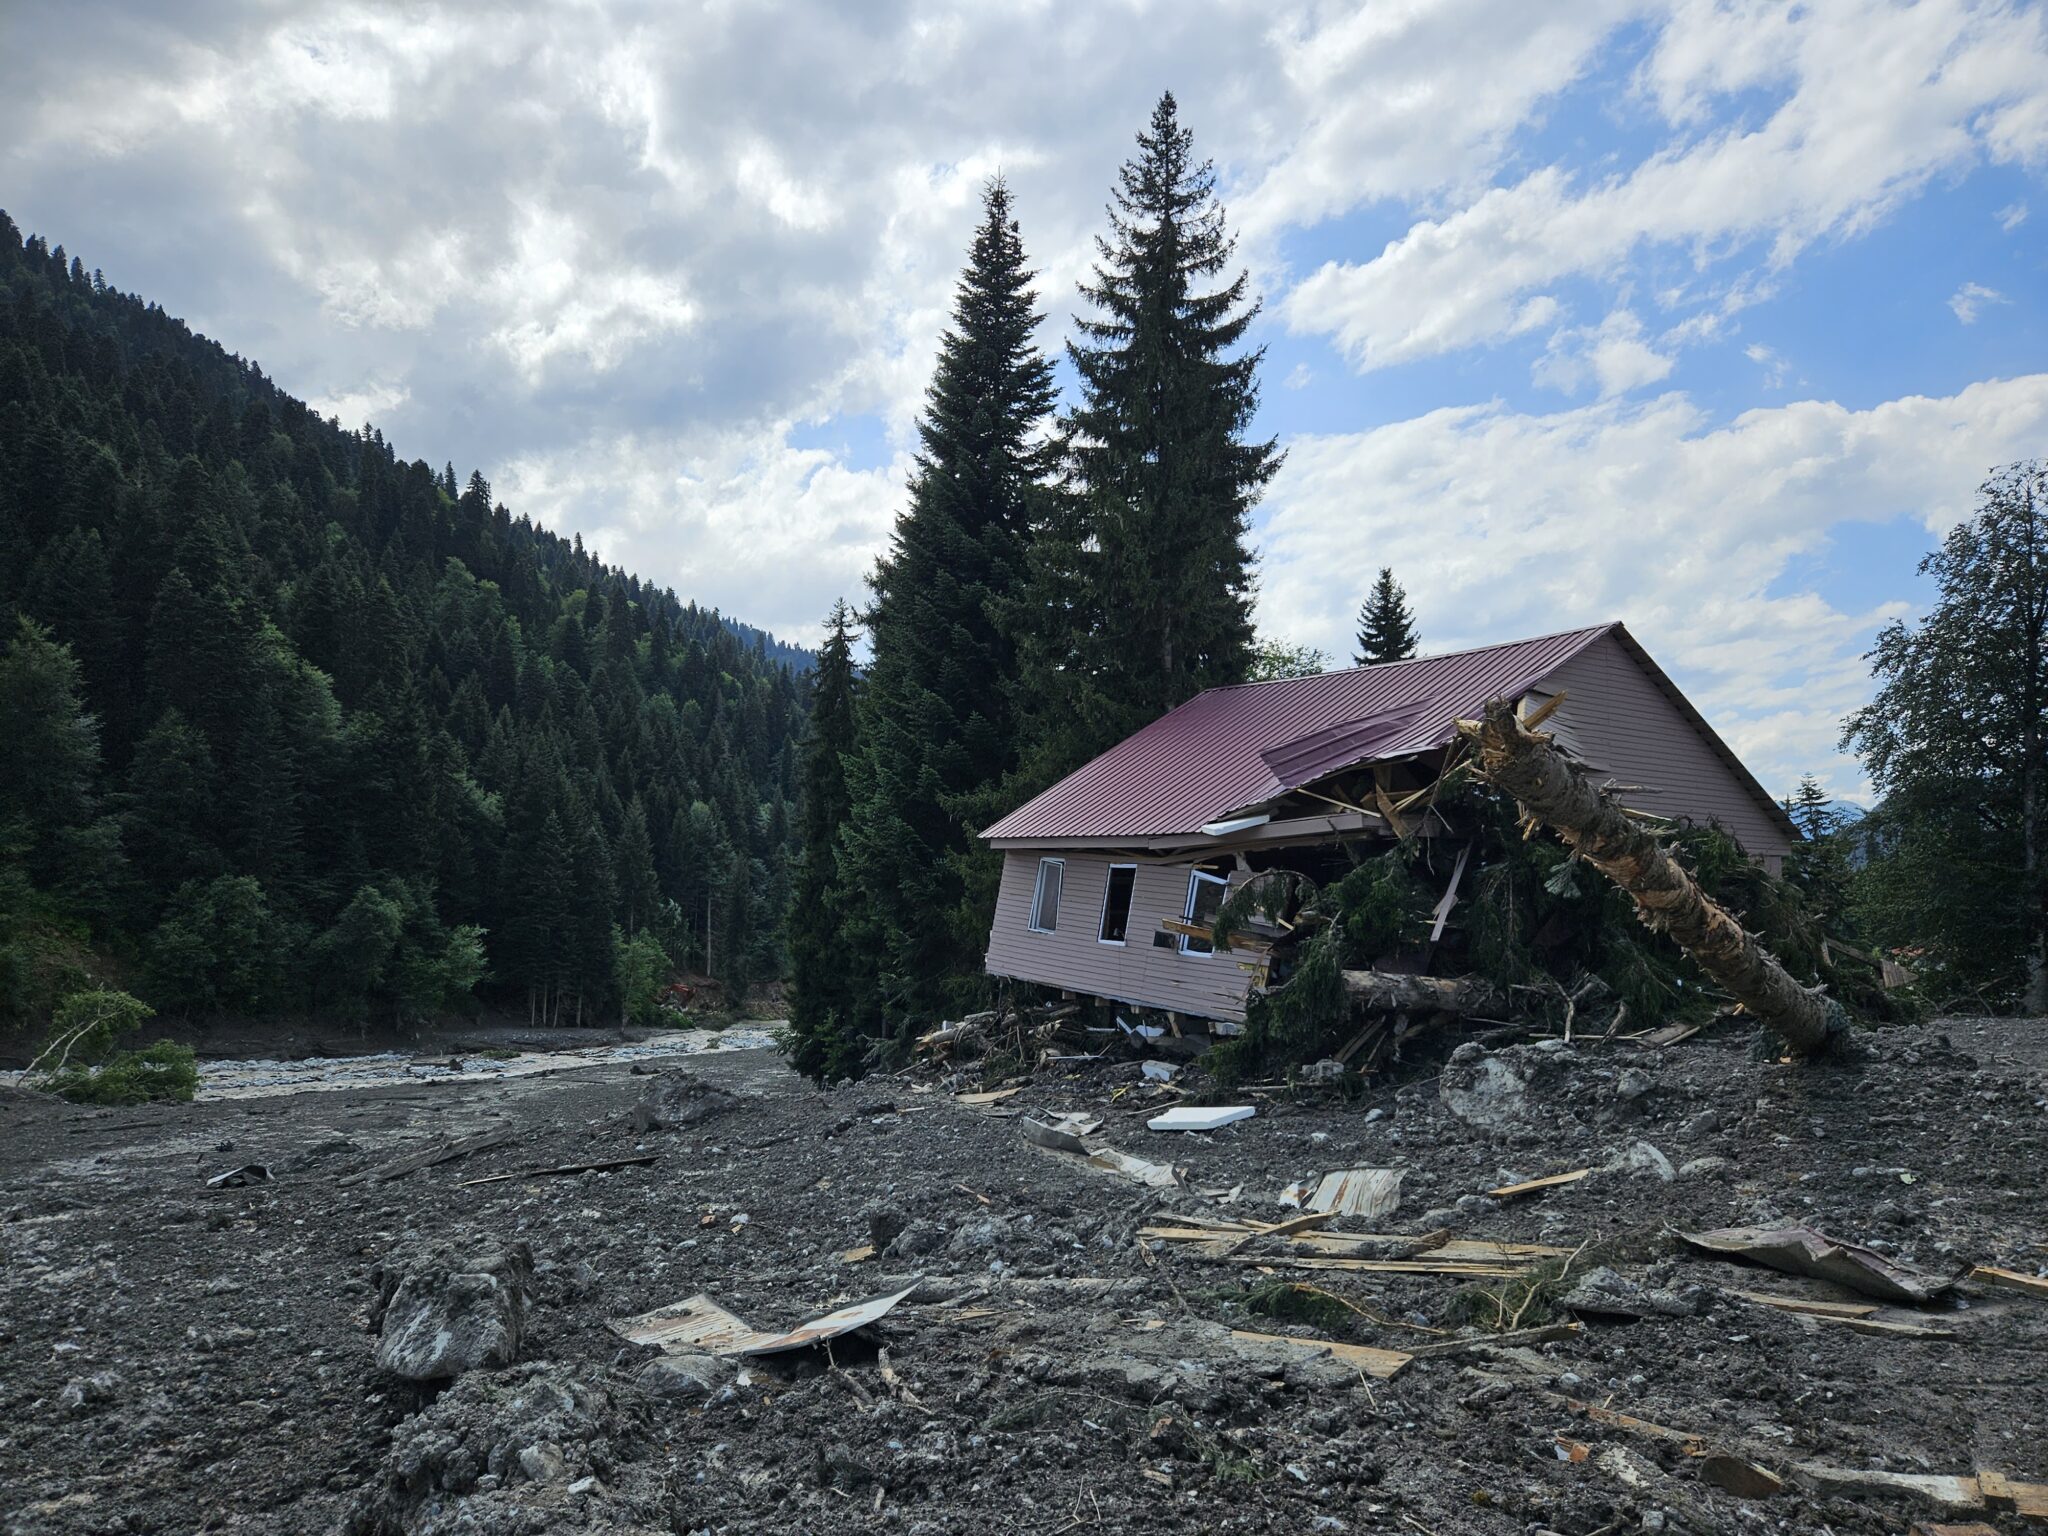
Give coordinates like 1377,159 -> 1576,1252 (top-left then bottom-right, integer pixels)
1405,1321 -> 1581,1358
458,1154 -> 658,1187
1223,1255 -> 1528,1277
1789,1464 -> 1984,1511
1492,1168 -> 1598,1200
1972,1265 -> 2048,1299
1698,1453 -> 1786,1499
1298,1234 -> 1569,1262
1811,1315 -> 1957,1340
338,1127 -> 516,1187
955,1087 -> 1023,1106
1734,1288 -> 1881,1319
1227,1328 -> 1411,1380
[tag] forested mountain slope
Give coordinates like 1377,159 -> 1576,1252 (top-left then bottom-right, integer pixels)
0,213 -> 807,1029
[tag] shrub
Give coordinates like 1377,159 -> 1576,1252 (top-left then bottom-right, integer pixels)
25,986 -> 197,1104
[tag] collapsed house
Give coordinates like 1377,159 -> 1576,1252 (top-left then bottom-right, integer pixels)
978,623 -> 1796,1032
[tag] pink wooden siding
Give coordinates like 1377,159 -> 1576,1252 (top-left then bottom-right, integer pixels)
983,851 -> 1257,1021
1538,632 -> 1791,868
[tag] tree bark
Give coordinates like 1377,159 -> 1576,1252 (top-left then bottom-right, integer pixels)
1459,698 -> 1841,1055
1341,969 -> 1505,1015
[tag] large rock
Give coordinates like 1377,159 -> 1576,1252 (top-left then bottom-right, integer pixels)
370,1239 -> 532,1382
630,1069 -> 737,1132
1439,1042 -> 1576,1132
1559,1265 -> 1705,1318
635,1352 -> 736,1400
1601,1139 -> 1676,1182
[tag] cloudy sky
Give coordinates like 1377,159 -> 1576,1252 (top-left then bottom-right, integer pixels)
5,0 -> 2045,798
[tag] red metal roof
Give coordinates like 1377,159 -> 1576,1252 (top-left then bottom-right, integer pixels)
982,624 -> 1615,842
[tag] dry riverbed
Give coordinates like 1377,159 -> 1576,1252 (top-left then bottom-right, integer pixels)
3,1019 -> 2046,1534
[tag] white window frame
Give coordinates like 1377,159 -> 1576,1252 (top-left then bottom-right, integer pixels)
1097,863 -> 1137,946
1179,870 -> 1229,957
1028,857 -> 1065,934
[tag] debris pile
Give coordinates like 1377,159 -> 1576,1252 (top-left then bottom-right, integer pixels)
4,1015 -> 2046,1535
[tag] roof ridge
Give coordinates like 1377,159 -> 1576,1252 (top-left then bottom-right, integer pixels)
1206,621 -> 1617,694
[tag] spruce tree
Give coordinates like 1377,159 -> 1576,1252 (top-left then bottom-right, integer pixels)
1354,568 -> 1419,666
1845,461 -> 2048,1009
836,180 -> 1057,1042
1045,91 -> 1279,755
788,601 -> 861,1079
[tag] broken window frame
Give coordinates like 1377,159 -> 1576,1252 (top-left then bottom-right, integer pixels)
1029,857 -> 1065,934
1179,869 -> 1229,957
1097,863 -> 1137,946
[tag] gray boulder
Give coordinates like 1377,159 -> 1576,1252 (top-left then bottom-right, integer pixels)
1560,1265 -> 1705,1319
1601,1139 -> 1676,1181
630,1069 -> 737,1132
371,1239 -> 532,1382
635,1351 -> 737,1400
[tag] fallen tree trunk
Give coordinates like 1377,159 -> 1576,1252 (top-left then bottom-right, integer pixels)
1341,969 -> 1505,1015
1459,698 -> 1841,1055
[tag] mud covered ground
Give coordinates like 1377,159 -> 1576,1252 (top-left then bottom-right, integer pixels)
3,1017 -> 2046,1535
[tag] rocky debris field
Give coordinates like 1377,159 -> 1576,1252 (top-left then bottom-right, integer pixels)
3,1018 -> 2047,1534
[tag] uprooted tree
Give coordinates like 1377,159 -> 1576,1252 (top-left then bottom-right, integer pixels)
1459,698 -> 1843,1056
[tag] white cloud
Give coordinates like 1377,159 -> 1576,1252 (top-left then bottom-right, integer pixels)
4,0 -> 2042,680
304,376 -> 411,426
1744,342 -> 1788,388
1533,308 -> 1675,397
1255,374 -> 2048,796
1286,0 -> 2048,370
1949,281 -> 2010,324
1235,0 -> 1644,241
1997,199 -> 2029,231
499,425 -> 908,648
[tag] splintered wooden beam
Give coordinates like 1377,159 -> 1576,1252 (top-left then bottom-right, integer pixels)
1733,1289 -> 1880,1320
1228,1328 -> 1412,1380
1486,1168 -> 1592,1199
1971,1265 -> 2048,1299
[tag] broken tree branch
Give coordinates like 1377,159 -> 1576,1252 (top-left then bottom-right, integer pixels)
1341,969 -> 1505,1015
1458,699 -> 1842,1056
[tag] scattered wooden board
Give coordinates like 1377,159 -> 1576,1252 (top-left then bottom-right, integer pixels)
1405,1321 -> 1581,1358
1699,1453 -> 1786,1498
1733,1288 -> 1880,1319
1971,1265 -> 2048,1299
458,1154 -> 657,1187
1486,1168 -> 1591,1199
339,1127 -> 516,1187
1227,1328 -> 1411,1380
1811,1314 -> 1957,1340
955,1087 -> 1023,1106
1225,1255 -> 1528,1277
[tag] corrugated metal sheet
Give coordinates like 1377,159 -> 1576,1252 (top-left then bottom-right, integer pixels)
983,625 -> 1615,841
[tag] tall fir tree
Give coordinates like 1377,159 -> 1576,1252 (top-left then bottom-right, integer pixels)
1026,91 -> 1279,771
788,602 -> 861,1078
1353,568 -> 1419,666
835,179 -> 1058,1046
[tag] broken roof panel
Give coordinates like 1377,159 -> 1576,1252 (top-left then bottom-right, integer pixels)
983,624 -> 1614,843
